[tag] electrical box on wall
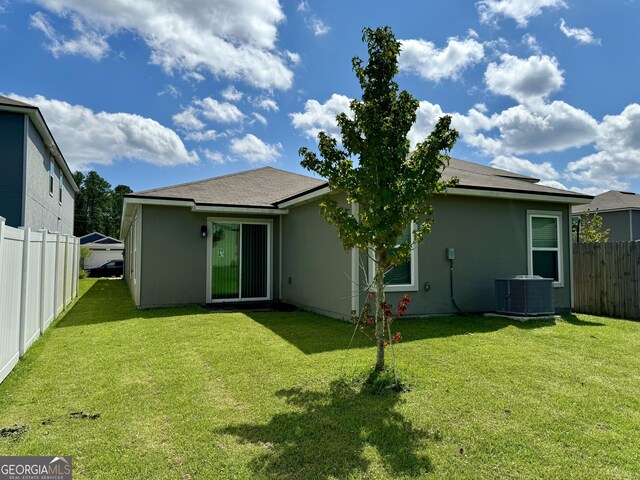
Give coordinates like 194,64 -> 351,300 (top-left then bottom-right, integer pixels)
446,247 -> 456,260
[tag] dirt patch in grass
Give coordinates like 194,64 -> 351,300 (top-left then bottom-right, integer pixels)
0,425 -> 29,441
69,411 -> 101,420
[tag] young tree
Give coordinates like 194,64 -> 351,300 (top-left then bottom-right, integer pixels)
573,211 -> 610,243
299,26 -> 459,372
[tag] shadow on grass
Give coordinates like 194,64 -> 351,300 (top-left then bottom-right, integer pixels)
56,279 -> 207,328
560,314 -> 605,327
221,376 -> 436,479
247,311 -> 558,354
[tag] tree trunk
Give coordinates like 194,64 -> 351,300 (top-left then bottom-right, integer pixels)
374,251 -> 387,372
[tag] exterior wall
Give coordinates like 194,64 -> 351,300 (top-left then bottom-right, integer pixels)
597,211 -> 631,242
0,112 -> 26,228
136,205 -> 280,308
370,196 -> 573,315
281,196 -> 352,320
23,119 -> 75,235
633,211 -> 640,241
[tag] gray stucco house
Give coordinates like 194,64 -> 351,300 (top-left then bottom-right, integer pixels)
0,95 -> 78,235
120,159 -> 591,318
572,190 -> 640,241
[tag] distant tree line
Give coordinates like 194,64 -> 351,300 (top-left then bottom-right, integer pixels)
73,171 -> 132,238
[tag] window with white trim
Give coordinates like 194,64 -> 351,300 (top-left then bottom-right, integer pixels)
59,174 -> 63,204
49,156 -> 55,196
528,211 -> 563,287
369,223 -> 418,292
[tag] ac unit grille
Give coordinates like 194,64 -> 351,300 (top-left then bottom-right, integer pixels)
495,276 -> 554,316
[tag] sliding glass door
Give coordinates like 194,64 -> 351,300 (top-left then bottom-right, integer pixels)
210,221 -> 269,301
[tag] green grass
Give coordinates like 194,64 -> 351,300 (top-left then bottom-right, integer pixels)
1,279 -> 639,479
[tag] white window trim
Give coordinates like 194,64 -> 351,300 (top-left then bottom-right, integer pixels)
49,156 -> 55,197
527,210 -> 564,288
368,222 -> 419,293
206,217 -> 273,303
59,174 -> 63,205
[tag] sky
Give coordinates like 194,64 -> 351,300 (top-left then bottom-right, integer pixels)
1,0 -> 639,195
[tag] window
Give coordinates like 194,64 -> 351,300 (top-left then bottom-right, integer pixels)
49,156 -> 55,196
528,211 -> 563,287
59,174 -> 63,204
369,223 -> 418,292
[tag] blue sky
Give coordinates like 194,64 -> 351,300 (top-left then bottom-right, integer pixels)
1,0 -> 639,195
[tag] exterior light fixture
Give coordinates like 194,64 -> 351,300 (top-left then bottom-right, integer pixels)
201,225 -> 208,238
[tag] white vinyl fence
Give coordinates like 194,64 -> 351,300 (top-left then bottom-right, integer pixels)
0,217 -> 79,384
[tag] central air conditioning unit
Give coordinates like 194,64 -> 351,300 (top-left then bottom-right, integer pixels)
495,275 -> 554,316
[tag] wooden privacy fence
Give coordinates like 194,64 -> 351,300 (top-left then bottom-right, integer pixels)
573,242 -> 640,320
0,217 -> 80,384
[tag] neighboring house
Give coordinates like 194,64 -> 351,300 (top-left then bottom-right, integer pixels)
79,232 -> 125,269
120,159 -> 591,318
0,95 -> 78,235
572,190 -> 640,241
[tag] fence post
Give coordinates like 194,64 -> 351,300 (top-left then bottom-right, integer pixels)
38,229 -> 48,334
63,234 -> 69,308
53,232 -> 60,317
74,238 -> 79,297
19,227 -> 30,357
0,217 -> 5,285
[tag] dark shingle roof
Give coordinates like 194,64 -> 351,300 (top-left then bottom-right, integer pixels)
443,158 -> 590,199
129,167 -> 326,208
128,158 -> 590,208
573,190 -> 640,213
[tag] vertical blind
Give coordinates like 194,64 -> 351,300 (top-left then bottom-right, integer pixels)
211,222 -> 267,300
385,225 -> 412,285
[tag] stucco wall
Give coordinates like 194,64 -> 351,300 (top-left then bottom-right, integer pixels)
0,112 -> 25,228
599,210 -> 631,242
368,195 -> 573,316
23,119 -> 75,235
138,205 -> 280,308
281,195 -> 352,320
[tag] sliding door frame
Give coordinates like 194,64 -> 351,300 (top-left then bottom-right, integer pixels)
206,217 -> 273,303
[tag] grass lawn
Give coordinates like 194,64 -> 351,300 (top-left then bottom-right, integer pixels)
1,279 -> 639,479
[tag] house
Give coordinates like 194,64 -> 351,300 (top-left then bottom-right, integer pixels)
120,159 -> 592,318
572,190 -> 640,241
0,95 -> 78,235
79,232 -> 125,269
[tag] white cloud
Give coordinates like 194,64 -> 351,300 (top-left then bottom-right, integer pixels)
522,33 -> 541,54
290,94 -> 352,140
306,16 -> 330,36
203,149 -> 229,164
157,85 -> 180,98
399,36 -> 484,82
185,130 -> 220,142
477,0 -> 567,26
567,104 -> 640,189
490,154 -> 558,180
285,50 -> 301,65
11,93 -> 198,169
220,85 -> 243,102
30,11 -> 109,60
252,112 -> 267,126
33,0 -> 293,89
253,96 -> 279,112
559,19 -> 601,45
485,54 -> 564,104
173,106 -> 205,131
469,101 -> 598,155
296,1 -> 309,12
229,134 -> 281,163
195,97 -> 244,123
